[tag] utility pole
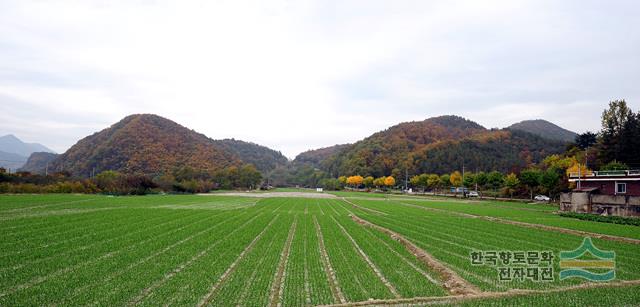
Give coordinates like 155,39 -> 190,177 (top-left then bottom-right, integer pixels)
577,164 -> 581,189
585,147 -> 589,169
405,168 -> 408,192
462,161 -> 465,197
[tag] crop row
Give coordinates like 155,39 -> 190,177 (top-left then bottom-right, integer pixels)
345,199 -> 640,292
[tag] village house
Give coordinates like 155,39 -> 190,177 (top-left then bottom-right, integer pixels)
560,170 -> 640,217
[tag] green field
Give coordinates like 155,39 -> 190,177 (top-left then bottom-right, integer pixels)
1,193 -> 639,306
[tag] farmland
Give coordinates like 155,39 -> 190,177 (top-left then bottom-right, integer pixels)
1,193 -> 639,306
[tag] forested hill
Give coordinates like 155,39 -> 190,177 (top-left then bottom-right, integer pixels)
49,114 -> 243,177
19,152 -> 58,174
214,139 -> 288,173
293,144 -> 350,168
302,115 -> 565,177
507,119 -> 577,142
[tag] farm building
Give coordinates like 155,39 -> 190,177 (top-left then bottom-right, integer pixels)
560,170 -> 640,217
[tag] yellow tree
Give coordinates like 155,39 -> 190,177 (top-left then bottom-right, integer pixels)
384,176 -> 396,187
346,175 -> 364,187
373,176 -> 386,188
363,176 -> 374,188
450,171 -> 463,187
427,174 -> 440,192
504,173 -> 520,199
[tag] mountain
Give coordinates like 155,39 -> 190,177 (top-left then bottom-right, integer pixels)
0,134 -> 55,170
303,115 -> 566,177
19,152 -> 59,174
0,134 -> 55,157
214,139 -> 288,173
49,114 -> 243,177
0,150 -> 28,171
293,144 -> 350,169
507,119 -> 577,143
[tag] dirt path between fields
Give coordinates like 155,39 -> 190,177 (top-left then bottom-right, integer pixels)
201,192 -> 337,199
320,279 -> 640,306
332,216 -> 400,298
397,202 -> 640,245
341,198 -> 387,215
350,214 -> 480,296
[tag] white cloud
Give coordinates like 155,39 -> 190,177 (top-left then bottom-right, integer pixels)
0,0 -> 639,157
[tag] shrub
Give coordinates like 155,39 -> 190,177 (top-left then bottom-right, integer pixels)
559,212 -> 640,226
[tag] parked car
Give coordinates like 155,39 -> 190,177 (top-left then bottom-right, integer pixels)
534,195 -> 550,201
468,191 -> 480,197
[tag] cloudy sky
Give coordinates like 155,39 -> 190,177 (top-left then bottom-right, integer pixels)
1,0 -> 639,158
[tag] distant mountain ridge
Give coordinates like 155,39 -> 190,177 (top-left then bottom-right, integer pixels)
0,134 -> 55,170
214,139 -> 289,173
295,115 -> 566,176
507,119 -> 577,142
0,134 -> 54,157
19,152 -> 59,174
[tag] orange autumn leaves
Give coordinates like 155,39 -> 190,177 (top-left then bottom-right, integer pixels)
343,175 -> 395,188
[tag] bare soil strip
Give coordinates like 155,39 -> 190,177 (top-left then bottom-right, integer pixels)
313,216 -> 346,304
360,226 -> 440,286
331,216 -> 401,298
203,192 -> 337,199
196,215 -> 280,307
125,212 -> 267,305
319,279 -> 640,307
337,202 -> 441,286
350,214 -> 480,296
397,201 -> 640,245
268,217 -> 298,307
341,198 -> 387,215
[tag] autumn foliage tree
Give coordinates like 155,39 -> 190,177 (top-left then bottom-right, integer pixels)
373,176 -> 386,188
346,175 -> 364,188
384,176 -> 396,187
449,171 -> 463,187
363,176 -> 374,188
503,173 -> 520,199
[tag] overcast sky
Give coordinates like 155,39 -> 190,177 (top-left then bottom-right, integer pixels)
1,0 -> 639,158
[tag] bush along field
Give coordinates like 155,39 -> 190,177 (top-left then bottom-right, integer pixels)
0,193 -> 639,306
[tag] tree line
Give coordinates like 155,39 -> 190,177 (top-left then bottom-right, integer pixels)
0,164 -> 262,195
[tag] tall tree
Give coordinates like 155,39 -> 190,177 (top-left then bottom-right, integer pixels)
541,169 -> 560,200
450,171 -> 463,188
600,99 -> 633,163
475,172 -> 488,190
440,174 -> 450,192
574,132 -> 597,150
618,112 -> 640,165
519,169 -> 541,200
504,173 -> 520,199
487,171 -> 504,193
427,174 -> 440,192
